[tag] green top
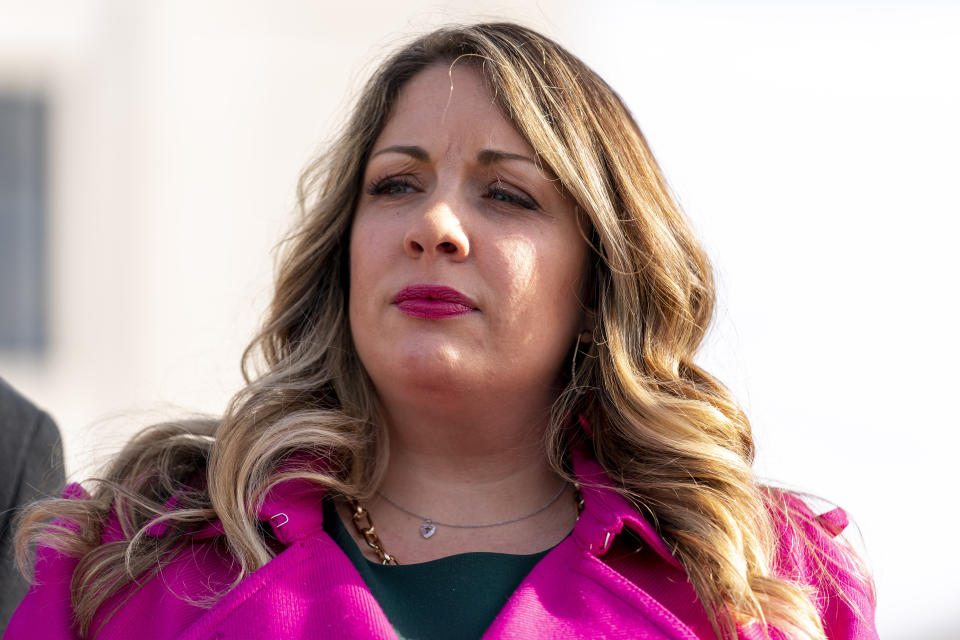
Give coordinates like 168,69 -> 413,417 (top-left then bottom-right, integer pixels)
322,498 -> 551,640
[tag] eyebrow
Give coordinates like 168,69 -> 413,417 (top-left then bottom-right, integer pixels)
476,149 -> 537,166
370,145 -> 429,161
369,145 -> 536,166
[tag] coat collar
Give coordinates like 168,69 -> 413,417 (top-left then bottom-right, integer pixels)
174,448 -> 695,640
569,447 -> 684,569
248,447 -> 682,570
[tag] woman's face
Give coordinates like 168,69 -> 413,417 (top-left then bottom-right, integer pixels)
349,63 -> 588,410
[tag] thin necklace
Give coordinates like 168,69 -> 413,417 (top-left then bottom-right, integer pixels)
347,483 -> 584,565
378,482 -> 569,540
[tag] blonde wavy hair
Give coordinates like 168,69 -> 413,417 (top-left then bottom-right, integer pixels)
17,23 -> 864,639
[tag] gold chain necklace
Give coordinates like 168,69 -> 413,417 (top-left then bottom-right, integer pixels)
346,498 -> 400,565
346,483 -> 585,566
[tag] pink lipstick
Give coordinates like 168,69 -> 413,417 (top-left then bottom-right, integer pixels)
393,285 -> 477,319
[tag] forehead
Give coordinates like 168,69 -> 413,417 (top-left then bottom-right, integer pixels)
373,62 -> 536,159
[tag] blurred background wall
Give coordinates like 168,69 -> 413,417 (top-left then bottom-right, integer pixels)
1,1 -> 956,637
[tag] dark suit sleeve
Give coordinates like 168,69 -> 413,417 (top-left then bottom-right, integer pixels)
0,380 -> 65,631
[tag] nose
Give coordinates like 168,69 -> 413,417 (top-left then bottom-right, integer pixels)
403,196 -> 470,260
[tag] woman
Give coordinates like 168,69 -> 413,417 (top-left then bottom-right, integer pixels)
6,23 -> 876,640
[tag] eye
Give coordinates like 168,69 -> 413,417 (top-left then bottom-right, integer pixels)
485,184 -> 538,210
367,175 -> 420,196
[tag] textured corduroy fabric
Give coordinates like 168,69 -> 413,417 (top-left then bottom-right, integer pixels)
4,449 -> 877,639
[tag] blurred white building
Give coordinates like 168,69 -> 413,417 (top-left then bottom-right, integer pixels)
1,1 -> 957,637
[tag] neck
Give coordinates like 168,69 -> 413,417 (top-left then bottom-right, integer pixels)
339,387 -> 578,564
376,394 -> 563,525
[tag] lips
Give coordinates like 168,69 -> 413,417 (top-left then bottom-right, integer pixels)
393,285 -> 478,319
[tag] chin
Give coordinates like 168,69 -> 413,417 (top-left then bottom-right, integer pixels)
357,334 -> 465,389
398,344 -> 470,390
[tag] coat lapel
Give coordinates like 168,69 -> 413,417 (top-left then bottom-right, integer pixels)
177,451 -> 700,639
177,534 -> 398,640
480,450 -> 700,640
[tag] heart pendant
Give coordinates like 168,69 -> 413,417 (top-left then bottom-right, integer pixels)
420,522 -> 437,539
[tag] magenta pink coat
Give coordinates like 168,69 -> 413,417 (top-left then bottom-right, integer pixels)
4,449 -> 877,639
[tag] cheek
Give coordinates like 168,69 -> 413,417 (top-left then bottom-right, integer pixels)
492,234 -> 584,340
493,236 -> 538,310
349,213 -> 394,295
537,232 -> 589,343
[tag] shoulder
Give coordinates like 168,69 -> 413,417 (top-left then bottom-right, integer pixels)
5,484 -> 91,640
762,489 -> 878,640
0,377 -> 42,423
0,377 -> 63,512
0,379 -> 64,629
5,483 -> 238,640
0,377 -> 62,471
